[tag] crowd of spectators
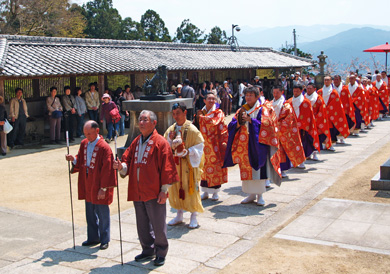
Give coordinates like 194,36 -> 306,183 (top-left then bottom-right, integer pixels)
3,73 -> 317,148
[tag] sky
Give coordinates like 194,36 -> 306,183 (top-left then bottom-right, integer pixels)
73,0 -> 390,35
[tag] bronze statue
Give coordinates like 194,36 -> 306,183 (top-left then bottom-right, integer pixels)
142,65 -> 168,95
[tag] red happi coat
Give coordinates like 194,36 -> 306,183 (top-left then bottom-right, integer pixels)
121,130 -> 179,202
72,136 -> 117,205
340,86 -> 356,123
372,81 -> 389,112
198,108 -> 228,187
310,94 -> 332,149
277,103 -> 306,167
317,89 -> 350,138
286,97 -> 320,152
351,85 -> 370,125
366,85 -> 380,120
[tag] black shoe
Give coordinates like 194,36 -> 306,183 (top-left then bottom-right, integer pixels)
1,153 -> 6,156
100,243 -> 109,250
70,138 -> 75,142
82,240 -> 100,246
134,253 -> 155,262
154,257 -> 165,266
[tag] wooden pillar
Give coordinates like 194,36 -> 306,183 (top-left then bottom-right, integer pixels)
70,77 -> 76,92
130,74 -> 135,90
274,68 -> 279,86
98,74 -> 105,98
210,71 -> 215,82
0,79 -> 4,105
32,79 -> 40,99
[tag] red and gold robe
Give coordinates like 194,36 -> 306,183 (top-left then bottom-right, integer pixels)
198,107 -> 228,187
317,88 -> 350,138
224,101 -> 281,185
72,136 -> 117,205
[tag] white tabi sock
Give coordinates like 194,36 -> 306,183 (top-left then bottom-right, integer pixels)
257,194 -> 265,206
241,194 -> 256,204
201,192 -> 209,200
189,212 -> 199,229
311,151 -> 319,161
168,209 -> 184,226
211,190 -> 220,201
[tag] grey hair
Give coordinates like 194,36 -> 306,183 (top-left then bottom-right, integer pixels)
139,110 -> 157,122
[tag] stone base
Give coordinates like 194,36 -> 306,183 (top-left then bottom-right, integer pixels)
140,94 -> 176,100
371,158 -> 390,190
119,98 -> 193,158
380,159 -> 390,179
371,172 -> 390,190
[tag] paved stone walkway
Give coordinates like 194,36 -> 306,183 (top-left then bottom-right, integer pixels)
275,198 -> 390,255
1,119 -> 390,273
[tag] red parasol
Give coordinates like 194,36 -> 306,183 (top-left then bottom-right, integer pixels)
364,42 -> 390,72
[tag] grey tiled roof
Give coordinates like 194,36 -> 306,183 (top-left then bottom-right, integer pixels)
0,35 -> 314,78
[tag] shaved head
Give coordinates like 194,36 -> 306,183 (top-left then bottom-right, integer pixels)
83,120 -> 99,142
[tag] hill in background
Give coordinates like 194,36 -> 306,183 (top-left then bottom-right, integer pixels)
300,27 -> 390,69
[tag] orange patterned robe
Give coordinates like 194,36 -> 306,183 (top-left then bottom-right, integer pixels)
317,88 -> 350,139
306,93 -> 332,149
274,101 -> 305,167
340,85 -> 356,124
286,96 -> 320,153
224,101 -> 281,187
198,107 -> 228,187
366,84 -> 380,120
373,81 -> 389,113
351,85 -> 370,125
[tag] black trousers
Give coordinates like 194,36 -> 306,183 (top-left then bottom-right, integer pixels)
10,115 -> 26,146
63,112 -> 76,139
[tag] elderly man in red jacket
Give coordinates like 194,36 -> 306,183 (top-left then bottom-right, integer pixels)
114,110 -> 179,267
65,120 -> 117,250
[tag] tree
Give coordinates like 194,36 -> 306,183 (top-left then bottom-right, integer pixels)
121,17 -> 143,40
280,45 -> 312,59
174,19 -> 204,44
140,9 -> 171,42
0,0 -> 86,37
82,0 -> 122,39
206,26 -> 228,44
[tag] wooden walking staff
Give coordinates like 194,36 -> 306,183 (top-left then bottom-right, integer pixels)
66,131 -> 76,249
114,136 -> 124,265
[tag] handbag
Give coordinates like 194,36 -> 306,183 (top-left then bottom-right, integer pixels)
109,107 -> 121,123
50,97 -> 63,118
52,110 -> 63,119
4,119 -> 13,134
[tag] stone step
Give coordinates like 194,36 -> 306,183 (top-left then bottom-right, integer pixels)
380,158 -> 390,179
371,172 -> 390,190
